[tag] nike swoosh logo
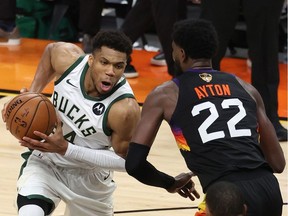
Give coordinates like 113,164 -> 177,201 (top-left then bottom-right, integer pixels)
66,79 -> 77,88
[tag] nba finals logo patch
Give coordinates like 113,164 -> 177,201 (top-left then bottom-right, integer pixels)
199,73 -> 212,82
93,103 -> 105,115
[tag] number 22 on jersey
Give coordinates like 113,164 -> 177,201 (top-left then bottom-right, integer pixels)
191,98 -> 252,143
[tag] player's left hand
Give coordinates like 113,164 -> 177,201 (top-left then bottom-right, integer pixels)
166,172 -> 200,201
19,117 -> 68,155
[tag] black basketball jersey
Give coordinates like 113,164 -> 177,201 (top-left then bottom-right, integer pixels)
169,69 -> 270,192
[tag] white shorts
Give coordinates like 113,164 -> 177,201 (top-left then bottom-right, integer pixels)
17,150 -> 116,216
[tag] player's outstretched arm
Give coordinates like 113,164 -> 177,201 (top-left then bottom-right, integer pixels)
126,142 -> 200,201
18,117 -> 128,171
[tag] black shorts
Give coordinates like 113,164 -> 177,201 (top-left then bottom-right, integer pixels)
219,168 -> 283,216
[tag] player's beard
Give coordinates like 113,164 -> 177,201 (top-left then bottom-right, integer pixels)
174,59 -> 184,77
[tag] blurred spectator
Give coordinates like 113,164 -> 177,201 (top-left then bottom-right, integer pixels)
120,0 -> 187,78
0,0 -> 20,45
78,0 -> 105,53
199,0 -> 287,141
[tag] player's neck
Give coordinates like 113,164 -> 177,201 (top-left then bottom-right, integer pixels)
189,59 -> 212,70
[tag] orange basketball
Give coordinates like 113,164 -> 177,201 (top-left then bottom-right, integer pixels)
5,92 -> 57,140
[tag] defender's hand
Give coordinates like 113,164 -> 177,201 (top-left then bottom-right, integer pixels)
166,172 -> 200,201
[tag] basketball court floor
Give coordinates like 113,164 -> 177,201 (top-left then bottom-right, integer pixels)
0,38 -> 287,215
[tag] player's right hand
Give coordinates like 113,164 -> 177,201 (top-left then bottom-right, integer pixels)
19,117 -> 68,155
166,172 -> 200,201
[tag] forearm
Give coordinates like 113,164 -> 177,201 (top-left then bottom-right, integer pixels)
64,142 -> 126,171
29,43 -> 56,93
125,142 -> 175,189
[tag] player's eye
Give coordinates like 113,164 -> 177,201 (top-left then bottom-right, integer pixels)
100,60 -> 108,65
114,63 -> 125,70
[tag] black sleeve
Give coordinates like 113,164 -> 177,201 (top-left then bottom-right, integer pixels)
125,142 -> 175,189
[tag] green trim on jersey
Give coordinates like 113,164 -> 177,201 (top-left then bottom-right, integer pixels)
18,150 -> 33,179
103,93 -> 135,136
54,55 -> 86,86
27,194 -> 55,214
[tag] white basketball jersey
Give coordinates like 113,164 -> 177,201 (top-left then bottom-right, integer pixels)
46,55 -> 135,168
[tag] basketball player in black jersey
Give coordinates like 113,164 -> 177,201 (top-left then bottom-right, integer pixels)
125,19 -> 286,215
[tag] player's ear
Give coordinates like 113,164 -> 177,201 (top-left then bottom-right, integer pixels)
180,48 -> 188,62
88,54 -> 94,67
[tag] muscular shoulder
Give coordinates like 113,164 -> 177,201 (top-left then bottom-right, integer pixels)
108,98 -> 140,130
147,80 -> 178,106
49,42 -> 85,75
235,77 -> 259,103
111,98 -> 140,118
144,80 -> 178,121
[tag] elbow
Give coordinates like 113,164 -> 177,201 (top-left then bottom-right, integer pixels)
272,161 -> 286,173
125,142 -> 150,176
270,157 -> 286,173
125,158 -> 141,177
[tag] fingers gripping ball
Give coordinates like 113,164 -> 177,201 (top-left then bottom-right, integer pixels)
5,92 -> 57,140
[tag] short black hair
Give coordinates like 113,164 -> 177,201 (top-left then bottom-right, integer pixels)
172,18 -> 218,59
92,30 -> 133,57
206,181 -> 246,216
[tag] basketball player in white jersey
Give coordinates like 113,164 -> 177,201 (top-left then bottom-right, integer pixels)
2,30 -> 140,216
